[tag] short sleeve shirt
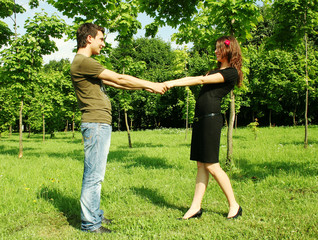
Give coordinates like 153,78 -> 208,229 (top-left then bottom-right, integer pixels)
70,54 -> 112,124
194,67 -> 238,116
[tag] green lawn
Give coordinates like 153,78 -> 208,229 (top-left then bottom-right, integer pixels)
0,126 -> 317,239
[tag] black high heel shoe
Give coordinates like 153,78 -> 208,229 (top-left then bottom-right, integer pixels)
227,206 -> 242,220
179,209 -> 203,220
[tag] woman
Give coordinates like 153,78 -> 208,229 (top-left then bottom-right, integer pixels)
165,36 -> 243,220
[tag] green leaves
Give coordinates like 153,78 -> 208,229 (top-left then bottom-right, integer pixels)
271,0 -> 318,50
138,0 -> 200,27
47,0 -> 142,44
0,0 -> 25,47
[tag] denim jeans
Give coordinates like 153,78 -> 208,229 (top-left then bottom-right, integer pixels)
80,122 -> 112,231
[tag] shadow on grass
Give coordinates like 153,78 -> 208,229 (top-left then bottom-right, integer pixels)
0,145 -> 36,156
39,187 -> 81,230
117,142 -> 164,149
109,150 -> 173,169
126,155 -> 173,169
279,140 -> 318,146
108,150 -> 131,163
45,150 -> 83,162
231,158 -> 318,181
0,142 -> 84,161
178,143 -> 191,147
232,135 -> 249,140
131,186 -> 187,212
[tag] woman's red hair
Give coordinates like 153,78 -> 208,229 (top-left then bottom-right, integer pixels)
215,36 -> 243,87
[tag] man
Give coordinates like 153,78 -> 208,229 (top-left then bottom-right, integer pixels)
70,23 -> 166,233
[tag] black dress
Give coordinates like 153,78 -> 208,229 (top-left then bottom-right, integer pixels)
190,68 -> 238,163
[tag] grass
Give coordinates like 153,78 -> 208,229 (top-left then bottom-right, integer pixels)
0,126 -> 317,239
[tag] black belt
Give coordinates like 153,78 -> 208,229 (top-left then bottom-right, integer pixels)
193,112 -> 221,122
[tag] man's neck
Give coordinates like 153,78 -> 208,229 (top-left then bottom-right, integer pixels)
77,48 -> 92,57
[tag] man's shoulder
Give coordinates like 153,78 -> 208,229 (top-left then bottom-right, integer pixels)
70,54 -> 105,78
71,54 -> 94,66
71,54 -> 98,71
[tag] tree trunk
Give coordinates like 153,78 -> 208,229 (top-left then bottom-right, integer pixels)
28,124 -> 31,138
223,113 -> 228,127
72,113 -> 75,139
269,109 -> 272,128
64,119 -> 68,132
185,87 -> 189,140
304,5 -> 309,148
304,31 -> 309,149
124,109 -> 132,148
43,114 -> 45,142
9,125 -> 12,137
293,107 -> 297,126
226,90 -> 235,165
18,99 -> 23,158
118,107 -> 121,131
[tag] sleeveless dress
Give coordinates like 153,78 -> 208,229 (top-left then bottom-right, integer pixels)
190,67 -> 238,163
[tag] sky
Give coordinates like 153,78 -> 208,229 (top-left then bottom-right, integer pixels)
5,0 -> 180,64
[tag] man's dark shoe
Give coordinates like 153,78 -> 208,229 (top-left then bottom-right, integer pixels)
90,226 -> 112,233
102,218 -> 113,225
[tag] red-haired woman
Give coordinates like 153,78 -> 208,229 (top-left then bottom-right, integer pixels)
165,36 -> 243,220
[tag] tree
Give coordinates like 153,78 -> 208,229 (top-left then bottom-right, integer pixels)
248,47 -> 306,126
1,11 -> 66,157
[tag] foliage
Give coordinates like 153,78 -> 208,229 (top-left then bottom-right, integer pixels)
270,0 -> 318,50
0,0 -> 25,46
172,0 -> 262,48
138,0 -> 201,28
245,44 -> 318,126
247,118 -> 259,140
36,0 -> 142,49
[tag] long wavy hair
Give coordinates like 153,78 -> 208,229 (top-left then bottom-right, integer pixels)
214,36 -> 243,87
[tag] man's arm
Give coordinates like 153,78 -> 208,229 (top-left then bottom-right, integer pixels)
98,69 -> 166,94
102,79 -> 143,90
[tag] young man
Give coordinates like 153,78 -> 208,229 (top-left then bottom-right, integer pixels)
70,23 -> 166,233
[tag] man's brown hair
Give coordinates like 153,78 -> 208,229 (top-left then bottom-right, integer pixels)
76,23 -> 105,50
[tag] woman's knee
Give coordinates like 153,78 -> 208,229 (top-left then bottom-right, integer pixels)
205,163 -> 222,176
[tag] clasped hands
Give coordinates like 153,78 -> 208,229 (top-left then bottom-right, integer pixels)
145,81 -> 174,95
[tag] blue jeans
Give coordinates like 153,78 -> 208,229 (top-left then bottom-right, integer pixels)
80,122 -> 112,231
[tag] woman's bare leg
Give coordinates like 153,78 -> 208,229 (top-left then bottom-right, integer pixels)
205,163 -> 240,218
183,161 -> 209,219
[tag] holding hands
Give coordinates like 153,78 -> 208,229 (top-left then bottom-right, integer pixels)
146,79 -> 180,94
146,75 -> 203,95
145,82 -> 168,95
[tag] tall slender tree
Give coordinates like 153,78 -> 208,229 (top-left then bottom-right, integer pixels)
271,0 -> 318,148
1,12 -> 66,157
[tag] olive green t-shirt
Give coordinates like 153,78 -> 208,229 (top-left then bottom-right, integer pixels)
70,54 -> 112,124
